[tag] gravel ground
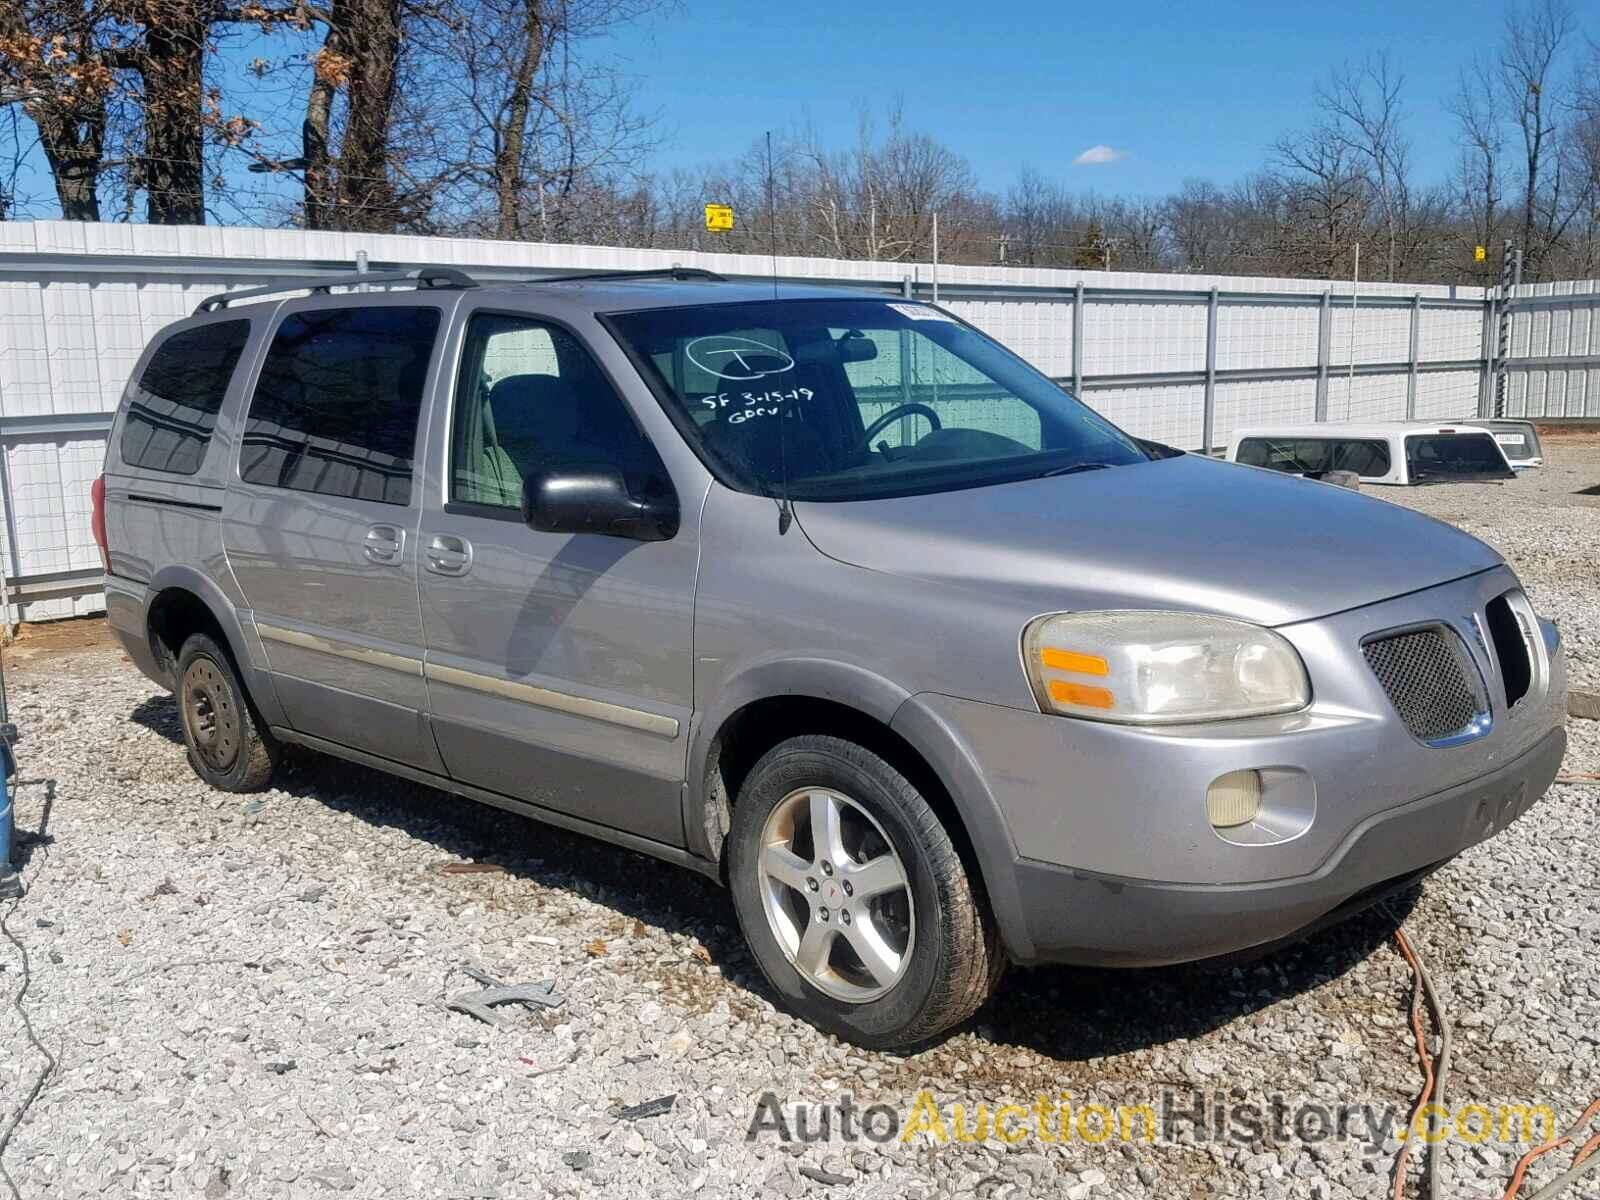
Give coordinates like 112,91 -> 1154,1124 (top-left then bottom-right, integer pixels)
0,440 -> 1596,1200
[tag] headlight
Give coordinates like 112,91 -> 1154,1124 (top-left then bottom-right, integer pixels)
1022,610 -> 1310,724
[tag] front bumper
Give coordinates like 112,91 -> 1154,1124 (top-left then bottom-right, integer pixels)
903,565 -> 1568,965
1007,724 -> 1563,965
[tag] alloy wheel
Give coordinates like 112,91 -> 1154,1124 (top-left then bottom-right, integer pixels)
758,787 -> 915,1003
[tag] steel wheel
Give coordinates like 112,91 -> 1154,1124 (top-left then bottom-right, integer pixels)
758,786 -> 915,1003
181,657 -> 240,774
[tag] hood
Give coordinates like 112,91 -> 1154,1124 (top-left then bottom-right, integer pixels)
793,454 -> 1502,627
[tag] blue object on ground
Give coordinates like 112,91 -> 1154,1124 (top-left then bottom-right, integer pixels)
0,737 -> 20,899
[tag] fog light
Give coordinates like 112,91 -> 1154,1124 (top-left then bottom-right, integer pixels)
1207,770 -> 1263,829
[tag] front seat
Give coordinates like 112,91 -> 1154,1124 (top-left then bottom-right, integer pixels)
477,373 -> 590,502
702,410 -> 832,486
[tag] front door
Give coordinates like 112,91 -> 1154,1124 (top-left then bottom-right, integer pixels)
416,309 -> 697,846
223,298 -> 450,773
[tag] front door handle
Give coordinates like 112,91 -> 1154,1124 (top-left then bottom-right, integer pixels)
424,533 -> 473,576
363,524 -> 405,565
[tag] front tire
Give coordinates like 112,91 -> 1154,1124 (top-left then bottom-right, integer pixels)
727,734 -> 1001,1048
175,633 -> 277,792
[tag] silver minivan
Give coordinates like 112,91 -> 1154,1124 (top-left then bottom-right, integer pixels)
94,267 -> 1567,1047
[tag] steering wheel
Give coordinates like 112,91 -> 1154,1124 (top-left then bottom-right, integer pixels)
859,403 -> 942,453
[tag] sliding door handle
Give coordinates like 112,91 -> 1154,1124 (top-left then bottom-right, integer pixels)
363,524 -> 405,564
424,533 -> 473,576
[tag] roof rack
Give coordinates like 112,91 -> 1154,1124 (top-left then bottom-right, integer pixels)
194,266 -> 477,315
525,267 -> 726,285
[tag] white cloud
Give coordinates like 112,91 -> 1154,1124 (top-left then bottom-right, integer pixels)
1073,144 -> 1128,166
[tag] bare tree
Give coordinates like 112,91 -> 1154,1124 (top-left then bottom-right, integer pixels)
1497,0 -> 1575,275
0,0 -> 112,219
108,0 -> 212,225
1318,53 -> 1411,280
1563,41 -> 1600,276
798,105 -> 981,261
1271,126 -> 1369,277
1102,196 -> 1166,270
1003,165 -> 1079,266
429,0 -> 664,241
1164,179 -> 1236,271
293,0 -> 409,230
1449,56 -> 1506,280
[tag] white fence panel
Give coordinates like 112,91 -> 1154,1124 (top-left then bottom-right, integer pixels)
1502,281 -> 1600,419
1090,383 -> 1206,449
1215,302 -> 1320,373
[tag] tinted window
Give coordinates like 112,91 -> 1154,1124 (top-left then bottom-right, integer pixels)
240,306 -> 440,505
606,298 -> 1147,502
1404,434 -> 1514,482
120,320 -> 250,475
452,313 -> 670,508
1236,437 -> 1391,477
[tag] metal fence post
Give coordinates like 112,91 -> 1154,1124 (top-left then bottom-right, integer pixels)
1314,291 -> 1331,422
1405,293 -> 1421,420
1203,288 -> 1219,454
1071,282 -> 1085,396
898,276 -> 913,419
1495,239 -> 1515,417
1477,294 -> 1495,417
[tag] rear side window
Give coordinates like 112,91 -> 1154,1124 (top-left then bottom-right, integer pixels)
1236,437 -> 1391,477
120,320 -> 250,475
240,306 -> 441,505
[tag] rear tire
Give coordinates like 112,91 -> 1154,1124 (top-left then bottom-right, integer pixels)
727,734 -> 1002,1048
175,633 -> 277,793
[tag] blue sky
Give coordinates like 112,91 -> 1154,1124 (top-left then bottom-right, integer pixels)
602,0 -> 1524,196
2,0 -> 1564,221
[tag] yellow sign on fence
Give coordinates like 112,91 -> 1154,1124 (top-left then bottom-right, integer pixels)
705,203 -> 734,232
1474,245 -> 1487,262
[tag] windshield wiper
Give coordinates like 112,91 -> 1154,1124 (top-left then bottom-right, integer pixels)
1038,462 -> 1114,478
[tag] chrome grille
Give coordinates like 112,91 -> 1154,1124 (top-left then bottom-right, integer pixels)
1362,627 -> 1482,743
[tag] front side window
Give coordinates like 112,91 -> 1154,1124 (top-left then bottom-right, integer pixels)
121,320 -> 250,475
240,306 -> 441,505
605,298 -> 1148,502
451,313 -> 670,509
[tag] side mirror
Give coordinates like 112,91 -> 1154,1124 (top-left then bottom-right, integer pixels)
521,468 -> 678,542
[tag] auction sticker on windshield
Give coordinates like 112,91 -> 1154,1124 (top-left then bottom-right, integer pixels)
888,303 -> 955,322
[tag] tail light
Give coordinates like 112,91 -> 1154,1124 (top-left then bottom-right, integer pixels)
90,474 -> 109,573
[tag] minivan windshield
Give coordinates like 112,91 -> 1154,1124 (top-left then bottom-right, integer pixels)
605,298 -> 1152,501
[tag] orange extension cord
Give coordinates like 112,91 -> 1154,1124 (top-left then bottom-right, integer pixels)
1391,927 -> 1438,1200
1390,926 -> 1600,1200
1495,1101 -> 1600,1200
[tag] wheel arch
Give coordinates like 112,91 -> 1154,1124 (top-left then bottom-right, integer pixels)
142,567 -> 286,728
685,659 -> 1033,960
